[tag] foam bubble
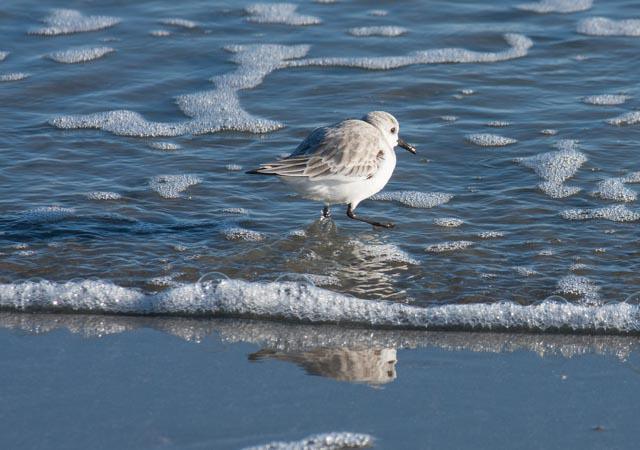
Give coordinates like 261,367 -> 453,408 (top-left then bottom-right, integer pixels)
368,10 -> 388,16
477,231 -> 505,239
149,275 -> 182,288
434,217 -> 463,227
516,140 -> 586,198
244,432 -> 374,450
149,174 -> 201,199
222,226 -> 265,241
538,181 -> 582,198
149,30 -> 172,37
486,121 -> 510,127
606,111 -> 640,126
466,133 -> 517,147
516,0 -> 592,13
348,26 -> 408,37
302,274 -> 340,286
0,51 -> 8,61
226,164 -> 243,171
47,46 -> 114,64
577,17 -> 640,37
245,3 -> 321,25
30,9 -> 121,36
287,33 -> 533,70
21,206 -> 76,223
557,275 -> 601,305
371,191 -> 453,208
460,88 -> 475,95
514,266 -> 538,276
583,94 -> 629,105
592,178 -> 637,202
86,191 -> 121,200
222,207 -> 250,215
623,171 -> 640,183
4,278 -> 639,333
541,129 -> 558,135
0,73 -> 29,82
440,115 -> 458,122
425,241 -> 473,253
561,204 -> 640,222
159,18 -> 198,29
148,141 -> 180,151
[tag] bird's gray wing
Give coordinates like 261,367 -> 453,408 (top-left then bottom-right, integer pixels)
252,120 -> 384,180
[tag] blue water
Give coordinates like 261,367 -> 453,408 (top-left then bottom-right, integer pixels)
1,0 -> 639,307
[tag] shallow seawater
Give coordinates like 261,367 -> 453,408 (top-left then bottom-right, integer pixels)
1,0 -> 640,447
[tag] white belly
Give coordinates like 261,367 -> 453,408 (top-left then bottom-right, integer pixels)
281,149 -> 396,208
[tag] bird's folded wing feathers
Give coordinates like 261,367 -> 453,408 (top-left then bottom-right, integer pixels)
253,120 -> 384,180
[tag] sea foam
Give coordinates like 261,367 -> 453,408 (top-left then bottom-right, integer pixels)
243,432 -> 374,450
30,9 -> 121,35
47,46 -> 114,64
50,44 -> 309,137
577,17 -> 640,37
561,204 -> 640,222
371,191 -> 453,208
245,3 -> 321,25
516,0 -> 592,14
348,26 -> 408,37
466,133 -> 517,147
582,94 -> 629,106
149,174 -> 201,199
592,178 -> 637,202
516,140 -> 586,198
0,73 -> 29,82
288,33 -> 533,70
606,111 -> 640,126
1,279 -> 640,334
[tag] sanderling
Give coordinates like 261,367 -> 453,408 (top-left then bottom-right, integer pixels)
247,111 -> 416,228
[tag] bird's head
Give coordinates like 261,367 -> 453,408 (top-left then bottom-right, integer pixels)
362,111 -> 416,154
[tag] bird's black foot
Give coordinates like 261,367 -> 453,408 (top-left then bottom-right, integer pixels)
346,204 -> 395,229
321,206 -> 331,219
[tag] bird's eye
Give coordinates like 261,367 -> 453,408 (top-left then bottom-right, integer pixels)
390,127 -> 396,134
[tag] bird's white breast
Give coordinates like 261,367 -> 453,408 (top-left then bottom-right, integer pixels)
282,145 -> 396,208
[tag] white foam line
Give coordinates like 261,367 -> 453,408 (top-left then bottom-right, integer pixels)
577,17 -> 640,37
1,279 -> 639,334
287,34 -> 533,70
516,0 -> 592,14
243,432 -> 373,450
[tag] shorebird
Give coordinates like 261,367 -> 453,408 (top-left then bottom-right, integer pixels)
247,111 -> 416,228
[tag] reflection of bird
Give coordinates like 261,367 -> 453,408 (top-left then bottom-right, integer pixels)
247,111 -> 416,228
249,347 -> 397,385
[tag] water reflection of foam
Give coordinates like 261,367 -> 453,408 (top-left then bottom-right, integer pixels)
1,314 -> 637,362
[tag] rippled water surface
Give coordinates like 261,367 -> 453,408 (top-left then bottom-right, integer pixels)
2,0 -> 640,308
3,1 -> 640,448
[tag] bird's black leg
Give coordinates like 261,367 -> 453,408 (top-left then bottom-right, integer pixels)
322,205 -> 331,218
346,204 -> 394,229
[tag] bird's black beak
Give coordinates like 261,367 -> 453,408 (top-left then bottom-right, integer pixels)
398,138 -> 417,154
